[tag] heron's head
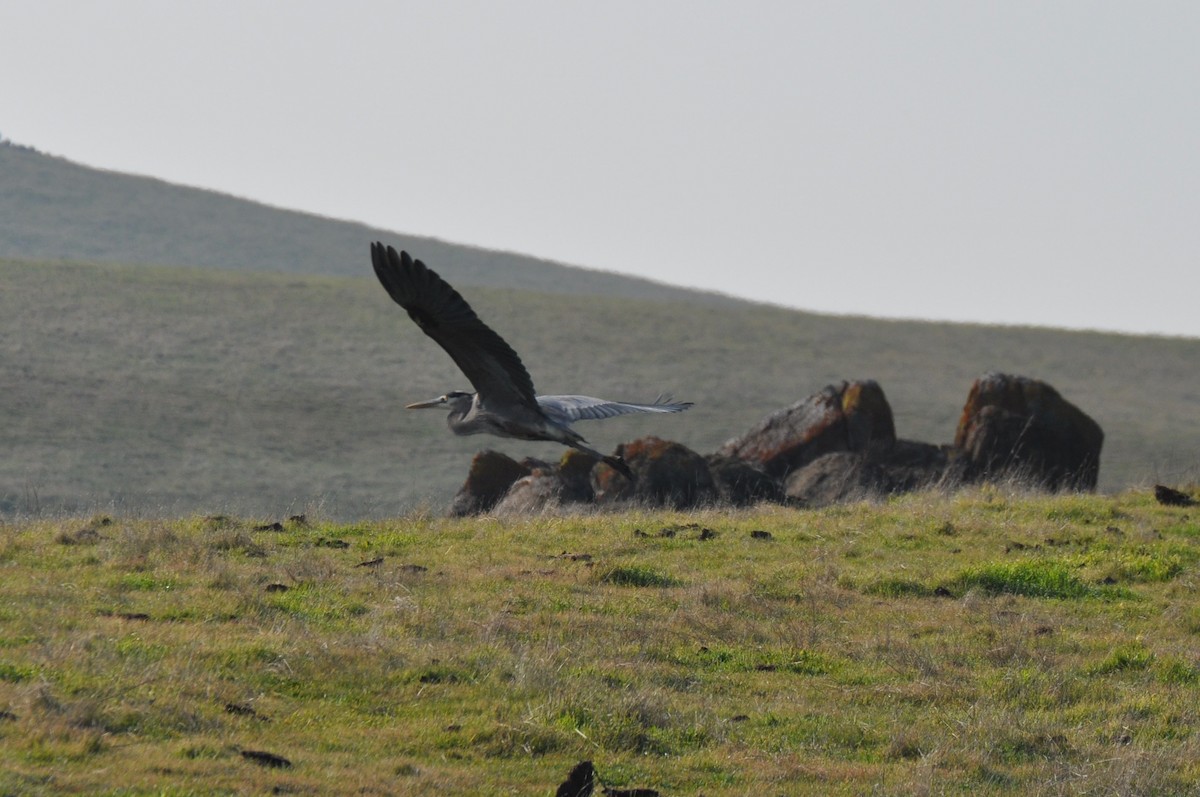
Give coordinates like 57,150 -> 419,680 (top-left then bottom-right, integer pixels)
406,391 -> 474,412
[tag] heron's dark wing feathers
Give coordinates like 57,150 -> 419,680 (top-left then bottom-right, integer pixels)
537,395 -> 694,424
371,243 -> 537,407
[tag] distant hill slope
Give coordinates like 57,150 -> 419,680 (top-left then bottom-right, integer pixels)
3,259 -> 1197,519
0,141 -> 734,303
3,141 -> 1197,518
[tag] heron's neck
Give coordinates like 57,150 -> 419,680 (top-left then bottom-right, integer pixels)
445,394 -> 482,435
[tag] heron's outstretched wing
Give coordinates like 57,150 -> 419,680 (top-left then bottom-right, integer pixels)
371,243 -> 537,407
537,394 -> 693,425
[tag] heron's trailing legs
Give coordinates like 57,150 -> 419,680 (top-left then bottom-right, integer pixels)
569,441 -> 634,480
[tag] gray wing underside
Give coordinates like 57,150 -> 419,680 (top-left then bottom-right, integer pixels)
537,394 -> 694,425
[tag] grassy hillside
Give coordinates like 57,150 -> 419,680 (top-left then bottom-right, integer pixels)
1,491 -> 1199,794
2,258 -> 1197,518
0,141 -> 734,304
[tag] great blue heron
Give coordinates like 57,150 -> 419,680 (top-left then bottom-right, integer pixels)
370,243 -> 692,478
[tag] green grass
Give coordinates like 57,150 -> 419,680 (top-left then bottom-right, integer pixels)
944,560 -> 1122,599
2,488 -> 1200,794
595,564 -> 682,587
2,257 -> 1198,520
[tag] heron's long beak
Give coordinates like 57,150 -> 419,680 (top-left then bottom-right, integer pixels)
405,397 -> 446,409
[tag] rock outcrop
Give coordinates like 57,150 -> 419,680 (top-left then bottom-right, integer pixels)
782,441 -> 949,507
951,372 -> 1103,491
595,436 -> 717,509
492,450 -> 598,515
705,455 -> 786,506
448,450 -> 532,517
446,373 -> 1104,515
783,451 -> 884,507
717,380 -> 896,478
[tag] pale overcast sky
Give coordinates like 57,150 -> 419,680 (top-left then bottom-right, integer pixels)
4,1 -> 1198,337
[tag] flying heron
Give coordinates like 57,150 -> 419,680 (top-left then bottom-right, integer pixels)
370,243 -> 692,478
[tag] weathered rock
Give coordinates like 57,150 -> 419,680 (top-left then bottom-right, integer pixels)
879,439 -> 951,492
783,440 -> 949,507
784,451 -> 885,507
842,379 -> 898,451
492,450 -> 599,515
556,449 -> 601,503
595,436 -> 716,509
493,470 -> 566,515
444,374 -> 1101,515
705,455 -> 785,506
718,380 -> 896,479
448,450 -> 531,516
952,372 -> 1103,491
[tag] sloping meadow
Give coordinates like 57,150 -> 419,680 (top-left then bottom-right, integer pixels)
2,488 -> 1199,794
4,258 -> 1199,519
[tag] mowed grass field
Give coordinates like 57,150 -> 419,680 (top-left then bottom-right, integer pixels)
2,488 -> 1199,795
3,258 -> 1198,519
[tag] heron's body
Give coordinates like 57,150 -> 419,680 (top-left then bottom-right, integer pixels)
370,243 -> 692,477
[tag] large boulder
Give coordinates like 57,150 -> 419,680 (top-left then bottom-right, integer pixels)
556,449 -> 603,503
595,436 -> 717,509
952,373 -> 1103,491
492,469 -> 567,515
880,439 -> 952,492
448,450 -> 531,516
718,380 -> 896,479
784,440 -> 949,507
492,449 -> 598,515
705,455 -> 785,506
784,451 -> 885,507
